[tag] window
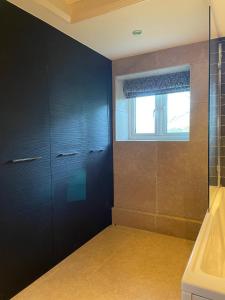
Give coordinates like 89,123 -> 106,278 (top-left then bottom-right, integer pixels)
130,91 -> 190,141
115,65 -> 191,142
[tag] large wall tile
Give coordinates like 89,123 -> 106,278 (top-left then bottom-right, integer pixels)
113,42 -> 208,77
114,142 -> 157,213
112,207 -> 201,241
113,41 -> 209,239
112,207 -> 155,232
190,101 -> 208,142
157,142 -> 208,220
155,215 -> 201,240
191,62 -> 209,103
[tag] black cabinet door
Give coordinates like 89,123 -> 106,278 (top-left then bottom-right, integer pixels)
0,3 -> 52,299
47,28 -> 113,263
47,29 -> 89,262
85,57 -> 113,236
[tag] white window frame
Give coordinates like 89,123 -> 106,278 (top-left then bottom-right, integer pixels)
128,92 -> 190,141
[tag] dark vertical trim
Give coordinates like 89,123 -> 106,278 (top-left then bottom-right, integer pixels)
208,5 -> 211,211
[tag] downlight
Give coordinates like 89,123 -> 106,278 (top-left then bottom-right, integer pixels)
132,29 -> 143,36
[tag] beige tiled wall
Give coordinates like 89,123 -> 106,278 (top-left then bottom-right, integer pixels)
112,41 -> 209,240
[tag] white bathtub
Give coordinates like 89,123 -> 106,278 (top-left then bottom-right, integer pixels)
182,187 -> 225,300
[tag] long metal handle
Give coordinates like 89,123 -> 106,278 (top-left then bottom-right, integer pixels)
90,149 -> 104,153
57,152 -> 78,157
10,157 -> 42,163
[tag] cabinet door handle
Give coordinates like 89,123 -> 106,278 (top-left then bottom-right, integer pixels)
90,149 -> 104,153
10,157 -> 42,163
57,152 -> 78,157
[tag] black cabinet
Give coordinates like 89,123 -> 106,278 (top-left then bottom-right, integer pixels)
0,1 -> 113,298
85,56 -> 113,239
0,3 -> 53,299
47,28 -> 113,262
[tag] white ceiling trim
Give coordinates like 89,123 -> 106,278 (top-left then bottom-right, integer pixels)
34,0 -> 71,22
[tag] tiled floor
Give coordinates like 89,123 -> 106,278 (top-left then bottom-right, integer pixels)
13,225 -> 194,300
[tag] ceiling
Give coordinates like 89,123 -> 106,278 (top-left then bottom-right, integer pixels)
21,0 -> 145,23
211,0 -> 225,38
7,0 -> 224,60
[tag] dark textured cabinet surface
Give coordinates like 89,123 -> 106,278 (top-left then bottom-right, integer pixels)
0,1 -> 113,299
47,28 -> 113,263
0,3 -> 53,299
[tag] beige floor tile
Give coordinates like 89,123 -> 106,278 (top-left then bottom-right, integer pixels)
13,225 -> 193,300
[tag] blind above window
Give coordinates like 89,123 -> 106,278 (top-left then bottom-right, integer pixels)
123,70 -> 190,99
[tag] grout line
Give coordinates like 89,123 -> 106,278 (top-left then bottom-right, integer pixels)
114,207 -> 202,223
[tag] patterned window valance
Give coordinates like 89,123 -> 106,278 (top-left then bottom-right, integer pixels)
123,70 -> 190,98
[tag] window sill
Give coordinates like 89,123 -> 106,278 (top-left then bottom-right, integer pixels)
115,139 -> 190,142
126,134 -> 189,142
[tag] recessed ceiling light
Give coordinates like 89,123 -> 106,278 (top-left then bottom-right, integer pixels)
132,29 -> 143,36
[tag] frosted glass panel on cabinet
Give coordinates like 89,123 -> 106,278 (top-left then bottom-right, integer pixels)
67,169 -> 86,202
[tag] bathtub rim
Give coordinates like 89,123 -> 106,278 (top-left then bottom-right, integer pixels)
182,187 -> 225,300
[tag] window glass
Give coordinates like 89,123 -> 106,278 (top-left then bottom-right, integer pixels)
167,92 -> 190,134
135,96 -> 155,134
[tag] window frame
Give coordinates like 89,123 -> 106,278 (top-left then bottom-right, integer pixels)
128,91 -> 190,141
